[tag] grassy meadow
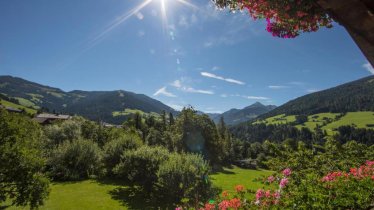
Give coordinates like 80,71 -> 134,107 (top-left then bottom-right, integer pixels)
2,167 -> 272,210
257,112 -> 374,135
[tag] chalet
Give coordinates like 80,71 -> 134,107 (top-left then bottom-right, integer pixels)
33,113 -> 72,124
0,104 -> 23,113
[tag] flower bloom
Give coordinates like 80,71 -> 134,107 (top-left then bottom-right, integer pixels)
203,203 -> 215,210
235,185 -> 245,193
218,200 -> 230,210
267,176 -> 275,183
273,191 -> 281,200
282,168 -> 292,177
175,207 -> 182,210
229,198 -> 241,209
279,178 -> 288,188
256,189 -> 264,200
221,190 -> 229,198
265,190 -> 271,198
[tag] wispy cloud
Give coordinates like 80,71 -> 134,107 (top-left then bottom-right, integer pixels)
166,103 -> 184,111
171,79 -> 214,95
201,72 -> 245,85
182,87 -> 214,94
212,66 -> 221,71
153,86 -> 176,97
363,62 -> 374,75
268,85 -> 289,89
245,96 -> 269,100
306,89 -> 319,93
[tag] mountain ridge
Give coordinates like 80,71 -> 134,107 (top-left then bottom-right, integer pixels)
0,75 -> 177,124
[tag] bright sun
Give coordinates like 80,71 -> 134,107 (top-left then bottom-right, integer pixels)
90,0 -> 197,47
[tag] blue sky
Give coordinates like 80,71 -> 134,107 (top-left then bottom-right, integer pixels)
1,0 -> 373,113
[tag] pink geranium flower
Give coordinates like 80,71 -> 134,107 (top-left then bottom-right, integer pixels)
279,178 -> 289,188
282,168 -> 292,177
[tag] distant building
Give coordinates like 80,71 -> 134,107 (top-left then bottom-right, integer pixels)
100,121 -> 122,128
0,104 -> 23,113
33,113 -> 72,124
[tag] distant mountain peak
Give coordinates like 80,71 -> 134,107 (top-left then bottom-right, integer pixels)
209,102 -> 276,125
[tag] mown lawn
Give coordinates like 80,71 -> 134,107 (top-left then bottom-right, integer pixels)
2,167 -> 272,210
211,166 -> 273,193
2,180 -> 128,210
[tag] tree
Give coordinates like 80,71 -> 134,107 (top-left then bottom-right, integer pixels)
169,112 -> 175,127
0,110 -> 49,209
213,0 -> 374,66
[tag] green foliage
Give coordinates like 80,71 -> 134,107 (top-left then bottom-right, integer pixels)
113,146 -> 170,191
156,153 -> 216,206
103,132 -> 143,175
175,108 -> 227,165
0,110 -> 49,209
47,139 -> 103,180
43,119 -> 82,146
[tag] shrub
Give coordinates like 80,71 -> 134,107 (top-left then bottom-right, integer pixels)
47,139 -> 102,180
113,146 -> 170,192
43,119 -> 82,146
0,110 -> 50,209
156,153 -> 217,206
102,132 -> 143,176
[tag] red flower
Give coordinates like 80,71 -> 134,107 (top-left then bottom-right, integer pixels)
203,203 -> 215,210
235,185 -> 245,193
229,198 -> 241,209
222,190 -> 229,198
218,200 -> 230,210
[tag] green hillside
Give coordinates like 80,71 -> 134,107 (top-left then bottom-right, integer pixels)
0,99 -> 37,114
256,111 -> 374,135
260,75 -> 374,118
0,75 -> 176,124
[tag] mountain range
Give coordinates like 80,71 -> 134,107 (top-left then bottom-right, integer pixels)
0,76 -> 176,124
0,75 -> 276,125
260,75 -> 374,119
209,102 -> 276,125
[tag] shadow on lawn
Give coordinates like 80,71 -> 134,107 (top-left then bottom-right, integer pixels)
108,186 -> 171,210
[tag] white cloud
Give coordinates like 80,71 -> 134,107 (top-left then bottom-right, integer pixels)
306,89 -> 319,93
136,12 -> 144,20
201,72 -> 245,85
171,80 -> 182,88
170,79 -> 214,95
245,96 -> 269,100
212,66 -> 221,71
220,94 -> 228,98
363,62 -> 374,75
182,87 -> 214,94
167,103 -> 184,111
153,86 -> 176,97
268,85 -> 289,89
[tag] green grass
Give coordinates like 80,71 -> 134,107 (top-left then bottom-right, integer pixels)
14,97 -> 39,109
211,166 -> 273,193
323,112 -> 374,134
256,114 -> 296,125
0,99 -> 37,114
3,180 -> 128,210
2,167 -> 273,210
258,112 -> 374,135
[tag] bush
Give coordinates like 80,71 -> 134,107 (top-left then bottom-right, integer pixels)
113,146 -> 170,192
47,139 -> 102,180
0,110 -> 50,209
43,119 -> 82,146
102,132 -> 143,176
156,153 -> 217,206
